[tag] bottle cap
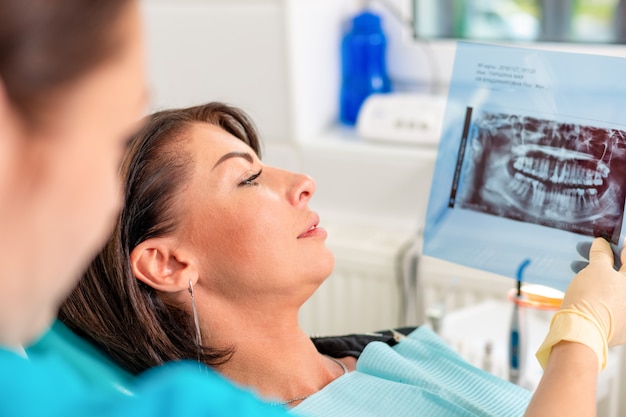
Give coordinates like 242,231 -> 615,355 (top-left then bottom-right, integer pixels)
352,11 -> 381,30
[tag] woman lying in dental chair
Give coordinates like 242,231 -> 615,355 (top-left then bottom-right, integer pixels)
57,102 -> 620,417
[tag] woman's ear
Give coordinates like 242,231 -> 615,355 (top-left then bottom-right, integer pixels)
130,237 -> 198,293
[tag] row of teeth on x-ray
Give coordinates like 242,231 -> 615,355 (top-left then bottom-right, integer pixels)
510,170 -> 600,211
511,156 -> 608,187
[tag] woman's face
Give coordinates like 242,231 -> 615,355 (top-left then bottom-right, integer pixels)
177,123 -> 335,306
0,1 -> 147,345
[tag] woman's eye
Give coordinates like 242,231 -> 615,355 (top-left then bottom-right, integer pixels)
239,169 -> 262,187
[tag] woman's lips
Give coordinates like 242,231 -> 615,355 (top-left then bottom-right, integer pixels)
297,225 -> 327,239
298,213 -> 327,239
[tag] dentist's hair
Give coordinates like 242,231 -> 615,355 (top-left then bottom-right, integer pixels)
0,0 -> 131,124
59,102 -> 261,374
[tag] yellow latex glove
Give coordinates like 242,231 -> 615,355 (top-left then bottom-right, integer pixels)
536,238 -> 626,372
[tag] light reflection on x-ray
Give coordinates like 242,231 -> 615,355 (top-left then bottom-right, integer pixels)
454,110 -> 626,243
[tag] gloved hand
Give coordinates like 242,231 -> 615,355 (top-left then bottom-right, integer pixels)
571,240 -> 622,273
536,237 -> 626,372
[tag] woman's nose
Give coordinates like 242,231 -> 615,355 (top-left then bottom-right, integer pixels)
287,172 -> 316,207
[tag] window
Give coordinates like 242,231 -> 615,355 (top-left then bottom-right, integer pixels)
412,0 -> 626,44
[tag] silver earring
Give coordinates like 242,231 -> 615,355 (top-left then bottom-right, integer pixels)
188,280 -> 202,346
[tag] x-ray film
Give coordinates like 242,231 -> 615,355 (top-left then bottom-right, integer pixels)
423,43 -> 626,291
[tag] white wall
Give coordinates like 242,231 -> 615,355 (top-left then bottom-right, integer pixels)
141,0 -> 292,142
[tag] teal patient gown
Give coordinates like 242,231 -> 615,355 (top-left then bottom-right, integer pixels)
0,347 -> 288,417
2,327 -> 531,417
294,327 -> 532,417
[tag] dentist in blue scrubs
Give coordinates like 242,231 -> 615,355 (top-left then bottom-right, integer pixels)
0,0 -> 286,415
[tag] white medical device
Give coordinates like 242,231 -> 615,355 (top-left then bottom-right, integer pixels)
356,93 -> 447,146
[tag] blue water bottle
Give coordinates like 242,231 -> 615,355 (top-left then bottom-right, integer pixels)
339,10 -> 392,126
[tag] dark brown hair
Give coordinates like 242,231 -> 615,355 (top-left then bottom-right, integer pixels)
0,0 -> 131,123
59,102 -> 262,374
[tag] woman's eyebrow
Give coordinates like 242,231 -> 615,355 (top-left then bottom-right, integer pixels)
212,151 -> 253,170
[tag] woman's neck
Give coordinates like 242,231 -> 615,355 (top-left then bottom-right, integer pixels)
200,299 -> 351,404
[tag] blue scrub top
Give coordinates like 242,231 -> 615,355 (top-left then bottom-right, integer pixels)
0,347 -> 290,417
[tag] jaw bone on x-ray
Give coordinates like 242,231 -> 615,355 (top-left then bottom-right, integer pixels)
423,42 -> 626,291
455,110 -> 626,244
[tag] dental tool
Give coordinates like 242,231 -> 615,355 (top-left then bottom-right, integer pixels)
509,259 -> 530,385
